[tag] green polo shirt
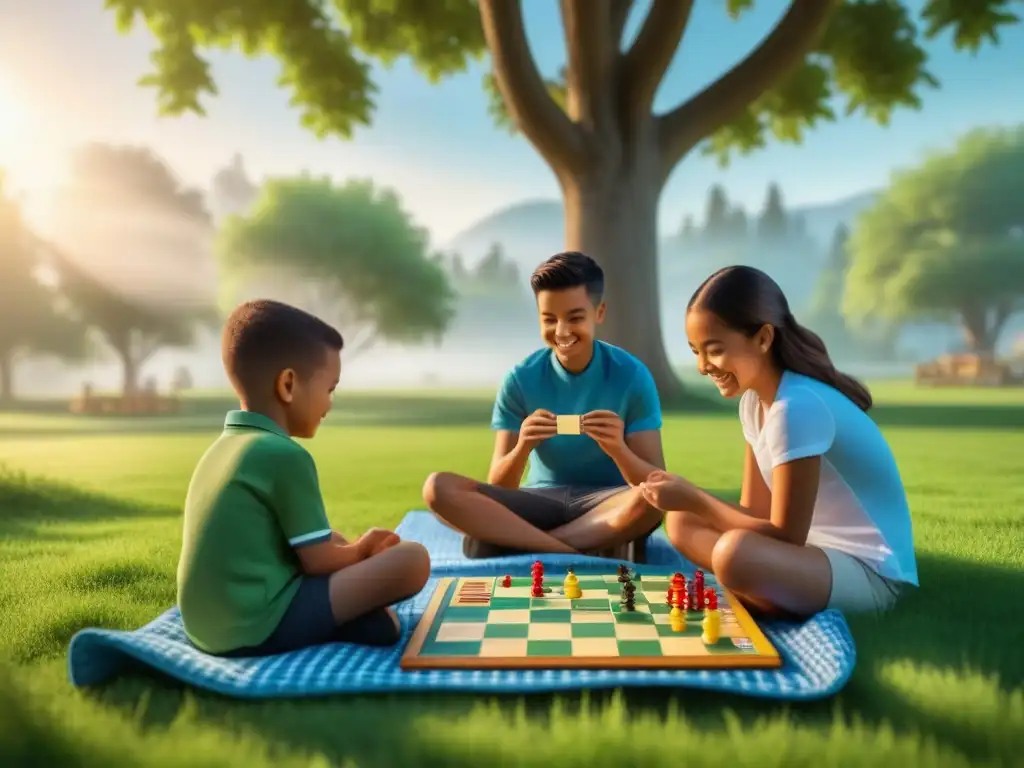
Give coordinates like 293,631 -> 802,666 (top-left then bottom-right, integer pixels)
176,410 -> 333,653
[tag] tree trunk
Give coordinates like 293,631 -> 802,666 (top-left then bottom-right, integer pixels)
960,306 -> 1003,355
115,346 -> 139,396
562,144 -> 685,404
0,351 -> 13,404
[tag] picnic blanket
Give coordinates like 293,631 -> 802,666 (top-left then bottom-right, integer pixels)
67,511 -> 856,700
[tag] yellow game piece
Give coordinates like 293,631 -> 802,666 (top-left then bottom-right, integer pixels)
701,608 -> 721,644
669,606 -> 686,632
563,569 -> 582,599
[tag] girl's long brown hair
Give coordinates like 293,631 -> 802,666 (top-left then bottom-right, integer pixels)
688,266 -> 873,411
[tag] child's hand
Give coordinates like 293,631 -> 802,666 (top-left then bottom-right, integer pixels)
356,527 -> 400,558
581,410 -> 625,454
517,409 -> 557,450
639,470 -> 695,512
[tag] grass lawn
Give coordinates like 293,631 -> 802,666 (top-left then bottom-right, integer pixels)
1,381 -> 1022,767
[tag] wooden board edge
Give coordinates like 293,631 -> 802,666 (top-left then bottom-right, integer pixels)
720,585 -> 780,660
400,652 -> 782,671
399,576 -> 452,667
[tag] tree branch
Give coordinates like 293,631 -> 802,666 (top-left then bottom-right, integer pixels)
560,0 -> 617,141
610,0 -> 634,50
622,0 -> 695,118
657,0 -> 839,176
479,0 -> 588,175
345,328 -> 379,360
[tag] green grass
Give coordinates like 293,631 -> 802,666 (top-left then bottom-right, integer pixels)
1,382 -> 1023,767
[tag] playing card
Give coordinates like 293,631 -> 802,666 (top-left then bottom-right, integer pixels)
556,415 -> 581,435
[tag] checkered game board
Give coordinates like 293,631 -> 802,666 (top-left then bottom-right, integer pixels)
400,572 -> 781,670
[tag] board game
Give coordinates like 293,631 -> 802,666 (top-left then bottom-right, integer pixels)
401,564 -> 781,670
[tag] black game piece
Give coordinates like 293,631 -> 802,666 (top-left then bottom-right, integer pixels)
620,581 -> 636,611
621,587 -> 636,611
616,564 -> 631,583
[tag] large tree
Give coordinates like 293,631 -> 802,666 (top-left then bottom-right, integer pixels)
106,0 -> 1019,400
0,172 -> 87,403
844,125 -> 1024,355
48,144 -> 216,395
217,175 -> 456,357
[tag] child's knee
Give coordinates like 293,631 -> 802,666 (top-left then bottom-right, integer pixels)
422,471 -> 465,506
711,529 -> 758,587
395,541 -> 431,590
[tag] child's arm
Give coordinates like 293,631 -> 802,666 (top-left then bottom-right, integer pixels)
296,528 -> 400,576
296,538 -> 365,575
604,429 -> 665,486
739,445 -> 772,519
687,457 -> 820,545
486,431 -> 532,488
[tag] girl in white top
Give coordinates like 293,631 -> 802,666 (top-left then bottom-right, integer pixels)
640,266 -> 917,617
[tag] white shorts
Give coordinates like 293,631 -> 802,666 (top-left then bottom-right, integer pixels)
822,547 -> 903,615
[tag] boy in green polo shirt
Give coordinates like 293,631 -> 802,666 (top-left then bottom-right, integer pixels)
177,299 -> 431,656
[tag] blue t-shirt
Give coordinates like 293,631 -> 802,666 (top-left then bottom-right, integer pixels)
740,370 -> 918,586
491,341 -> 662,489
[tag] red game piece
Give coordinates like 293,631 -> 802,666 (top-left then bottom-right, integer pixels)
530,561 -> 545,596
694,569 -> 705,602
502,575 -> 512,588
704,587 -> 718,610
668,573 -> 686,607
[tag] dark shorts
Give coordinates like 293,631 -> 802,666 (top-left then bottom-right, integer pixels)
219,575 -> 401,658
465,483 -> 659,561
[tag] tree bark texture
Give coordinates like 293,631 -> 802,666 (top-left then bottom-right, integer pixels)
479,0 -> 838,400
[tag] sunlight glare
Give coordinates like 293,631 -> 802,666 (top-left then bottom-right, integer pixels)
0,76 -> 29,166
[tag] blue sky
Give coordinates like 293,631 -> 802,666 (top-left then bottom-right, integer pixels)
1,0 -> 1022,243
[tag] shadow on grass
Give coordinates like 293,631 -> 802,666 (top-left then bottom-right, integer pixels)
0,393 -> 497,438
869,403 -> 1024,431
0,464 -> 177,540
78,551 -> 1024,768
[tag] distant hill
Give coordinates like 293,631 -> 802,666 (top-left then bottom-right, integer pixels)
444,190 -> 879,270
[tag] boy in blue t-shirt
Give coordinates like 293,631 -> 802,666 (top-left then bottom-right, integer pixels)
422,251 -> 666,561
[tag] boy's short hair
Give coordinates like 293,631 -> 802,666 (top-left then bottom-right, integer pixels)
530,251 -> 604,304
222,299 -> 343,399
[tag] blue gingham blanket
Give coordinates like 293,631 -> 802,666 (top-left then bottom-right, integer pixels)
67,511 -> 856,699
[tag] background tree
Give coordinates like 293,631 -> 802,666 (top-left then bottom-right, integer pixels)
217,175 -> 456,358
0,172 -> 87,403
807,223 -> 853,344
106,0 -> 1019,400
757,182 -> 788,244
212,153 -> 259,220
48,144 -> 216,395
844,125 -> 1024,355
702,185 -> 732,242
